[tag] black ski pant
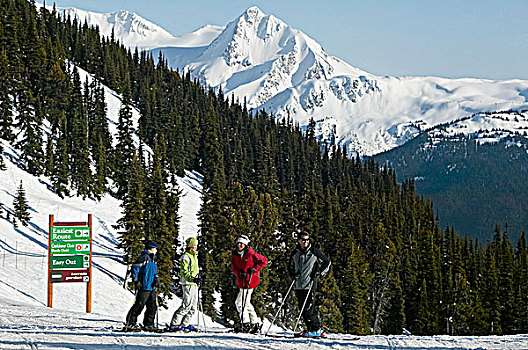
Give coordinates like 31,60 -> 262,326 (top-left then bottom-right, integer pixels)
126,289 -> 157,327
295,288 -> 321,331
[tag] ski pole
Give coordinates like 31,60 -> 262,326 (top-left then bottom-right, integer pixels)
197,286 -> 200,331
155,292 -> 159,329
265,279 -> 296,336
239,272 -> 254,331
198,269 -> 207,332
198,286 -> 207,333
293,279 -> 314,333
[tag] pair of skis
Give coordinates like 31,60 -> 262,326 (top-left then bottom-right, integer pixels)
264,332 -> 324,339
114,324 -> 200,333
264,332 -> 359,341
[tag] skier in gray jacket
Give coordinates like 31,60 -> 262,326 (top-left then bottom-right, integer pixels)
288,231 -> 331,337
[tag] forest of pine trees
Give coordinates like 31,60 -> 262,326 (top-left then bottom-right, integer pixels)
374,131 -> 528,243
1,0 -> 528,335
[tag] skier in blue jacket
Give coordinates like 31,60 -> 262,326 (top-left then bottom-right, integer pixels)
124,240 -> 159,331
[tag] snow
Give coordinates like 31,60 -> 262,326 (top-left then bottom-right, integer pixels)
428,110 -> 528,146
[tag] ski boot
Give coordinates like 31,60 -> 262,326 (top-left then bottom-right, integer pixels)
184,325 -> 198,332
234,322 -> 252,333
305,329 -> 324,338
142,324 -> 163,333
249,323 -> 262,334
294,329 -> 307,337
164,324 -> 185,332
120,324 -> 142,332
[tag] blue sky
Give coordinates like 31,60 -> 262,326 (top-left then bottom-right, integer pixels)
43,0 -> 528,80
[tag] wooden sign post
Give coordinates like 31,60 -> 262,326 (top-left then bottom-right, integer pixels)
48,214 -> 93,313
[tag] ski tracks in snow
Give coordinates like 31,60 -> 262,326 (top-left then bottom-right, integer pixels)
7,331 -> 38,350
13,331 -> 38,350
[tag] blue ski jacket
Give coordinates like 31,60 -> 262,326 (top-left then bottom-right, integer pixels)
131,250 -> 158,291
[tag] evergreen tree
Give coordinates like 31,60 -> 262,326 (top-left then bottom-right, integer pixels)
113,75 -> 135,199
92,136 -> 108,198
16,85 -> 44,175
44,132 -> 54,177
341,242 -> 371,334
514,232 -> 528,332
415,279 -> 431,335
13,180 -> 30,227
86,78 -> 111,198
369,223 -> 397,334
51,111 -> 70,198
198,97 -> 228,317
318,271 -> 344,333
481,250 -> 502,334
0,47 -> 14,141
497,229 -> 515,334
143,136 -> 175,300
68,69 -> 92,198
384,270 -> 406,335
114,150 -> 145,289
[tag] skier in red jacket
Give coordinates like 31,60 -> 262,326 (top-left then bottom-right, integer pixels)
231,235 -> 268,334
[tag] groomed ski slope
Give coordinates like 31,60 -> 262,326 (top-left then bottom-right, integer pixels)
2,296 -> 528,349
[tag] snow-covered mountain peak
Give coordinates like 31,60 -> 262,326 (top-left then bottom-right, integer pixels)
237,6 -> 286,39
240,6 -> 267,24
108,10 -> 164,37
53,7 -> 176,49
203,6 -> 293,66
178,6 -> 376,114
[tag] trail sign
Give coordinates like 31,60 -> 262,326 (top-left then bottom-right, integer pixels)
51,226 -> 90,241
48,214 -> 93,313
50,270 -> 90,283
50,255 -> 90,270
50,241 -> 90,255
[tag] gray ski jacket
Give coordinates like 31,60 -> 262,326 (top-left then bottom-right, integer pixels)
288,244 -> 331,290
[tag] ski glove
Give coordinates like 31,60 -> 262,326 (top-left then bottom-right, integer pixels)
193,276 -> 202,285
246,267 -> 254,275
239,271 -> 247,280
134,279 -> 142,291
152,275 -> 159,288
310,270 -> 321,279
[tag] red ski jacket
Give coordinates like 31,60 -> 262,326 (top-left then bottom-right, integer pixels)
231,246 -> 268,289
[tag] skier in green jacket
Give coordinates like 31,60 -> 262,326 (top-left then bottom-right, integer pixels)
167,237 -> 201,331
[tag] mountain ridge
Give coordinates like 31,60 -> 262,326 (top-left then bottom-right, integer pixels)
39,4 -> 224,50
38,4 -> 528,156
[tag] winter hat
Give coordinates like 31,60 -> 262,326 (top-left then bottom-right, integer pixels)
186,237 -> 198,248
145,240 -> 158,249
236,235 -> 250,246
297,231 -> 310,239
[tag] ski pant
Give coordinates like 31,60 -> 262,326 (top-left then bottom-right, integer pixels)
126,289 -> 157,327
235,288 -> 260,325
295,288 -> 321,331
170,284 -> 198,327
